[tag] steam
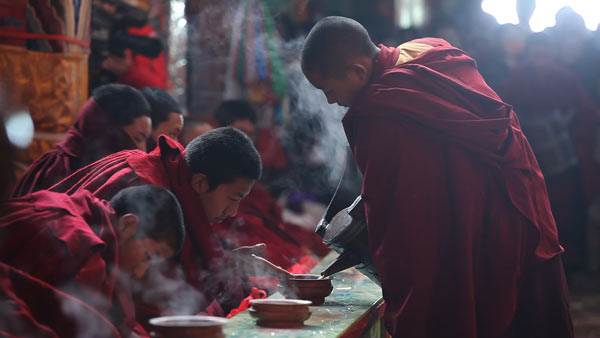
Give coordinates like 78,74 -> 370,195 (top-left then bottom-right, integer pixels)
282,37 -> 348,187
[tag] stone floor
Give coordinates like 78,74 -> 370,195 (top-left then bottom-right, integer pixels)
570,273 -> 600,337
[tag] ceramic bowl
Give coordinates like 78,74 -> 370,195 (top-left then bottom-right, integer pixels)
148,315 -> 228,338
249,299 -> 312,328
278,274 -> 334,305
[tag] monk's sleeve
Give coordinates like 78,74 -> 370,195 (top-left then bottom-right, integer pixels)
353,116 -> 450,336
5,216 -> 104,289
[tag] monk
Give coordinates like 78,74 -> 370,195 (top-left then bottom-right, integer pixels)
301,16 -> 573,338
0,185 -> 185,337
213,100 -> 329,271
214,100 -> 258,140
12,84 -> 152,197
179,116 -> 213,147
49,128 -> 263,321
141,87 -> 184,151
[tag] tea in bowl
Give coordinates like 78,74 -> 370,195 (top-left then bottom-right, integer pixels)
278,274 -> 334,305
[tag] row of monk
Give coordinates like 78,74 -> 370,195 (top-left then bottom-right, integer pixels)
1,14 -> 588,338
1,81 -> 330,336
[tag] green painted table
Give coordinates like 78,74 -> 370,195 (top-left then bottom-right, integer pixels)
223,252 -> 386,337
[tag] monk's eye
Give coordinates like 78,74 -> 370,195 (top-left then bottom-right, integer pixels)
145,252 -> 152,262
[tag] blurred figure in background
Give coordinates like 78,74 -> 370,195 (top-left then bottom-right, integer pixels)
12,84 -> 151,197
91,0 -> 167,91
501,32 -> 600,275
141,87 -> 184,151
179,116 -> 214,147
214,100 -> 258,141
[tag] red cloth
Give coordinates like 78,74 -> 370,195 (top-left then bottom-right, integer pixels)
116,25 -> 167,89
0,190 -> 136,337
0,262 -> 121,338
255,128 -> 288,170
12,98 -> 137,197
49,136 -> 244,320
214,182 -> 326,272
342,40 -> 570,337
225,287 -> 267,319
237,182 -> 330,257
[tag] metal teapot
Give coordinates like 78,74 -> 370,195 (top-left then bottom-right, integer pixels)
315,148 -> 380,285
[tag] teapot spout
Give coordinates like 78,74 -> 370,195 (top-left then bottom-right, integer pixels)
320,251 -> 363,277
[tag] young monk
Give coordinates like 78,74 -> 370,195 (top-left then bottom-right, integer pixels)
12,84 -> 152,197
179,116 -> 214,147
301,17 -> 573,338
213,100 -> 329,271
140,87 -> 184,151
49,128 -> 262,321
214,100 -> 258,140
0,185 -> 185,337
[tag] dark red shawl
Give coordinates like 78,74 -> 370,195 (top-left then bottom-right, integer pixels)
12,98 -> 137,197
0,190 -> 134,336
49,136 -> 241,318
0,262 -> 121,338
342,39 -> 567,337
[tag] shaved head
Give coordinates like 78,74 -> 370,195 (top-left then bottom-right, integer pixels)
301,16 -> 379,79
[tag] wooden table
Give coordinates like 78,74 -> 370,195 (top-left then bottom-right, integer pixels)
223,252 -> 386,337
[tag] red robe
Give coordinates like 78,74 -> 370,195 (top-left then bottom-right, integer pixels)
12,98 -> 137,197
0,262 -> 121,338
214,182 -> 327,274
0,190 -> 135,337
116,25 -> 167,89
342,39 -> 572,337
49,136 -> 244,320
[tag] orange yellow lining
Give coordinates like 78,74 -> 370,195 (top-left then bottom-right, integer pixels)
395,42 -> 434,65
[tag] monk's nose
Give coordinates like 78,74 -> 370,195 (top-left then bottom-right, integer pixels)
326,95 -> 336,105
226,201 -> 240,218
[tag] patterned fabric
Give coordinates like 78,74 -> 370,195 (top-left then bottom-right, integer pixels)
517,108 -> 579,177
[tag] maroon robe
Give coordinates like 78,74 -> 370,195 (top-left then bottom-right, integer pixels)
0,190 -> 136,337
0,262 -> 121,338
12,98 -> 137,197
342,39 -> 572,337
49,136 -> 245,321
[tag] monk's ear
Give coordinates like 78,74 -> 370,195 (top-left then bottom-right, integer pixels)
191,173 -> 210,194
117,214 -> 139,240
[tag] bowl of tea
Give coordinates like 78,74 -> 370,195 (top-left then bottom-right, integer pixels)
278,274 -> 333,305
249,299 -> 312,328
148,315 -> 228,338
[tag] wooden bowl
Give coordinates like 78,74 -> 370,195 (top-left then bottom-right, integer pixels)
249,299 -> 312,328
278,274 -> 334,305
148,315 -> 227,338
